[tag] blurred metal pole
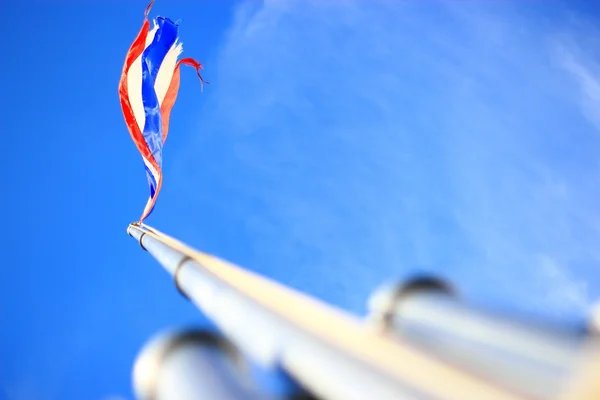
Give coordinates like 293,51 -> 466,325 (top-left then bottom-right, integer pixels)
133,329 -> 266,400
127,223 -> 526,400
368,277 -> 592,400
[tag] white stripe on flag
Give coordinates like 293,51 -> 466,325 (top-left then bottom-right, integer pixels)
155,41 -> 183,107
127,24 -> 158,135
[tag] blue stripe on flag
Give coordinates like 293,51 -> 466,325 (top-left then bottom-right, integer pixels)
140,17 -> 179,169
144,164 -> 158,195
144,164 -> 158,215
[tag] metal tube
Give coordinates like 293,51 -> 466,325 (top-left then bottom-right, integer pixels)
133,329 -> 263,400
368,278 -> 589,400
127,223 -> 528,400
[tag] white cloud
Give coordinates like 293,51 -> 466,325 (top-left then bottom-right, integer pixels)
558,43 -> 600,132
171,0 -> 600,319
537,254 -> 589,311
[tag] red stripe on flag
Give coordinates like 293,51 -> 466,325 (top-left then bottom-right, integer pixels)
118,0 -> 163,221
160,57 -> 208,144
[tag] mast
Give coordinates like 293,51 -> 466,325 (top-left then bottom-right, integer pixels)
127,222 -> 600,400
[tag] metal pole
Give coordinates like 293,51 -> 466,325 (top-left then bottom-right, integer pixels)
133,329 -> 267,400
127,223 -> 527,400
367,278 -> 591,400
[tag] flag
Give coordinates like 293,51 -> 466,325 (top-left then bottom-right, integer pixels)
119,0 -> 205,221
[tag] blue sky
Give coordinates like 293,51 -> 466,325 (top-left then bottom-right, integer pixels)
2,0 -> 600,399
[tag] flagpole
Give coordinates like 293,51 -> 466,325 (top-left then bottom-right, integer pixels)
368,279 -> 592,400
127,222 -> 540,400
132,328 -> 275,400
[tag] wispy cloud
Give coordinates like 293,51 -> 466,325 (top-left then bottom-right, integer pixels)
557,39 -> 600,132
172,0 -> 600,320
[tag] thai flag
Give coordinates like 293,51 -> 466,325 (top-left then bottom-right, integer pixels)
119,0 -> 205,222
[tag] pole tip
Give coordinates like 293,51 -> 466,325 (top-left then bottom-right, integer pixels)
127,221 -> 142,237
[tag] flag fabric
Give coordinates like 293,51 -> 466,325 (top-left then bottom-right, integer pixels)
119,0 -> 205,222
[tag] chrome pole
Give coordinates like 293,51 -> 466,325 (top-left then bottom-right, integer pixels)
368,277 -> 593,400
126,223 -> 532,400
133,329 -> 268,400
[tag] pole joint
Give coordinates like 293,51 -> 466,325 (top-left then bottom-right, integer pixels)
174,256 -> 192,301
